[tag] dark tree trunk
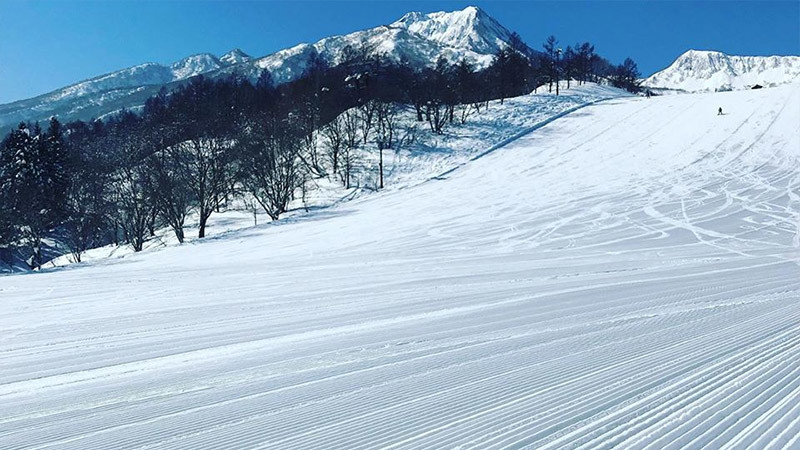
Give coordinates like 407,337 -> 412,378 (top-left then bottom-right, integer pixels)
378,148 -> 384,189
147,208 -> 157,236
198,209 -> 209,238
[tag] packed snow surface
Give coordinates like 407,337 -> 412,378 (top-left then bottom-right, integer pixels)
2,84 -> 800,449
645,49 -> 800,93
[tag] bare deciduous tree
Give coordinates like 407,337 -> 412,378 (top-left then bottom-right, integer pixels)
148,148 -> 192,243
340,109 -> 361,188
359,100 -> 378,144
173,136 -> 232,238
375,102 -> 400,189
113,164 -> 154,252
240,114 -> 303,221
321,114 -> 345,175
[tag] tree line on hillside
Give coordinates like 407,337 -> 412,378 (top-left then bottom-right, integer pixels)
0,36 -> 640,268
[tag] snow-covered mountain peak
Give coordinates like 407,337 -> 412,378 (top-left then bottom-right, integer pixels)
254,6 -> 515,81
680,49 -> 723,58
392,5 -> 513,55
395,5 -> 484,26
221,48 -> 252,65
0,6 -> 521,130
644,49 -> 800,92
170,53 -> 223,79
394,11 -> 426,26
670,50 -> 736,73
429,5 -> 484,22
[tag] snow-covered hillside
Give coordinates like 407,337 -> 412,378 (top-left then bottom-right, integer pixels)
2,83 -> 799,448
0,6 -> 520,130
38,82 -> 622,269
645,49 -> 800,93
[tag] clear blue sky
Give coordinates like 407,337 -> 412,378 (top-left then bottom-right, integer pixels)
1,1 -> 798,104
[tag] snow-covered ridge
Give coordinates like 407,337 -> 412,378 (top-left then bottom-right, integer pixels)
0,6 -> 518,130
644,49 -> 800,92
0,49 -> 249,131
36,52 -> 232,105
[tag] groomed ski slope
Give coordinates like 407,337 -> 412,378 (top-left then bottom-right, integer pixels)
1,84 -> 799,449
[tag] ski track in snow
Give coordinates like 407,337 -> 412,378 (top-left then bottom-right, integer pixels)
1,84 -> 799,449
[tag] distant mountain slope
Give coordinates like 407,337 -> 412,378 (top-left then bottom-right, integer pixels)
0,6 -> 521,131
644,50 -> 800,93
0,52 -> 237,132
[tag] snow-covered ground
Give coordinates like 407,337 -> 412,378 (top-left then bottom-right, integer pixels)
1,83 -> 799,449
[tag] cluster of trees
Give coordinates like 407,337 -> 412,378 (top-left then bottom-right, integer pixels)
0,35 -> 640,268
538,35 -> 641,94
0,58 -> 419,266
0,119 -> 68,268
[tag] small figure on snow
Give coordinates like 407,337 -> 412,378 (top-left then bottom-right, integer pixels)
718,107 -> 723,115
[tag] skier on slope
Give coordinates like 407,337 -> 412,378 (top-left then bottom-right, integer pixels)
718,107 -> 723,115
